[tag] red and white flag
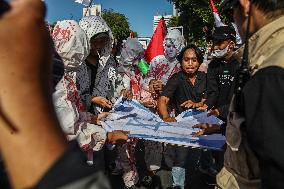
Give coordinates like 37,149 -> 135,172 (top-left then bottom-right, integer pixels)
210,0 -> 225,27
209,0 -> 242,44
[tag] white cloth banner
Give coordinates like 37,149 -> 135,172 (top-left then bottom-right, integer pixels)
75,0 -> 91,6
102,97 -> 226,149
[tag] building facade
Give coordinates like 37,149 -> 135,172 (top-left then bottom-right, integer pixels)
83,4 -> 102,17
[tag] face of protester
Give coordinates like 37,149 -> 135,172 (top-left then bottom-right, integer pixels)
181,48 -> 200,75
90,35 -> 109,58
212,39 -> 234,59
164,40 -> 178,59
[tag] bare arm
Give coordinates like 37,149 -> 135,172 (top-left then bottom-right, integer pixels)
157,96 -> 170,119
0,1 -> 67,188
157,96 -> 176,122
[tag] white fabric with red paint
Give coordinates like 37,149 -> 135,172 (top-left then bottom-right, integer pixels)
52,20 -> 106,152
117,38 -> 150,101
114,38 -> 145,187
52,20 -> 90,70
146,55 -> 181,86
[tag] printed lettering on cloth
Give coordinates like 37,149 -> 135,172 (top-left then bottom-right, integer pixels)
102,97 -> 226,150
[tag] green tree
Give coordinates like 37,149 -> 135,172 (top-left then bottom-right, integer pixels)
167,16 -> 180,27
168,0 -> 228,45
102,9 -> 131,42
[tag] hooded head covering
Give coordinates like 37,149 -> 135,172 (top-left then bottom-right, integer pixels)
76,16 -> 118,113
52,20 -> 90,114
52,20 -> 90,70
116,38 -> 150,101
163,29 -> 185,57
119,38 -> 144,67
79,16 -> 114,68
52,21 -> 107,153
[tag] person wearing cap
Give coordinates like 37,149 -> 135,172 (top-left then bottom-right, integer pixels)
194,0 -> 284,188
206,25 -> 239,121
195,26 -> 239,183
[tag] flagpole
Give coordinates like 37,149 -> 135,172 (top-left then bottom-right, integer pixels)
84,0 -> 94,17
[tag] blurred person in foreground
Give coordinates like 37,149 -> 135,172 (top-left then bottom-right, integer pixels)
194,0 -> 284,188
0,0 -> 124,188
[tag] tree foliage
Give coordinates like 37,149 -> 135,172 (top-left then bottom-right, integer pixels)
168,0 -> 228,45
102,9 -> 131,42
167,16 -> 179,28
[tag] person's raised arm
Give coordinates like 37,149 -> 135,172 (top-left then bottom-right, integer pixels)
0,0 -> 68,188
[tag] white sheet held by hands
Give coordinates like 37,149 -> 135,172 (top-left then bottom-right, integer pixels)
102,97 -> 225,149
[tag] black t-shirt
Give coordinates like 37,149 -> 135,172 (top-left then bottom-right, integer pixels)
161,71 -> 207,115
207,58 -> 239,120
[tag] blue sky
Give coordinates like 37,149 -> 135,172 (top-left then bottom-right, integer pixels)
44,0 -> 173,37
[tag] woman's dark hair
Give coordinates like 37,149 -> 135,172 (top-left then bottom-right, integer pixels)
177,44 -> 204,64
